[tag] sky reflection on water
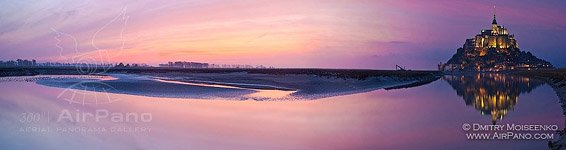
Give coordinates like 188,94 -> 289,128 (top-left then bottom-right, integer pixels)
0,74 -> 563,150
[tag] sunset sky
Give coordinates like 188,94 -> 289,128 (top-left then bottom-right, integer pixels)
1,0 -> 565,69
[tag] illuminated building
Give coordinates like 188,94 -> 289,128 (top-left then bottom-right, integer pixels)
439,6 -> 553,72
472,7 -> 518,53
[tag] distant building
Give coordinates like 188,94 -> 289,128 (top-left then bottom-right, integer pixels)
0,59 -> 115,68
440,6 -> 553,72
471,13 -> 518,53
159,61 -> 209,68
158,61 -> 274,69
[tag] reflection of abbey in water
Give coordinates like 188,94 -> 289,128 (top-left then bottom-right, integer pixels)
443,74 -> 544,124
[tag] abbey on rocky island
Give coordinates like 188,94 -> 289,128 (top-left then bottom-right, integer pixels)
440,7 -> 553,72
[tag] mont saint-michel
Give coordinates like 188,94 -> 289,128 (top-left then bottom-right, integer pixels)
1,1 -> 566,150
440,9 -> 554,72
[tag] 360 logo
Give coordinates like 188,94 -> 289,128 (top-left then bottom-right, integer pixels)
51,7 -> 130,105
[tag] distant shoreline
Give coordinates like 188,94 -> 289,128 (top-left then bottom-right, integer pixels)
0,67 -> 441,79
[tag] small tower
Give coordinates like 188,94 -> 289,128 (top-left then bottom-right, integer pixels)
491,6 -> 498,35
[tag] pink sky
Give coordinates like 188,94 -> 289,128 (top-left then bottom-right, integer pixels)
1,0 -> 565,69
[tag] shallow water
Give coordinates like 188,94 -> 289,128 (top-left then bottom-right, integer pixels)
0,74 -> 562,150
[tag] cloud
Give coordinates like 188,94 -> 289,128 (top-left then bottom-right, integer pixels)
0,0 -> 565,68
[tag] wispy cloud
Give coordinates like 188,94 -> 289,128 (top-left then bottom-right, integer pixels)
0,0 -> 565,69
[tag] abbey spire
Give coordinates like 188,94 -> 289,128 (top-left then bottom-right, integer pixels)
492,6 -> 497,25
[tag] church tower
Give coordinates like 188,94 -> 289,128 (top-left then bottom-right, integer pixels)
491,6 -> 499,35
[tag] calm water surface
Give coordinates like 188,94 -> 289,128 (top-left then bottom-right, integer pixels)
0,74 -> 562,150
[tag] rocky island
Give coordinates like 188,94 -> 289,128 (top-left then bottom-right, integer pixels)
439,9 -> 554,72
